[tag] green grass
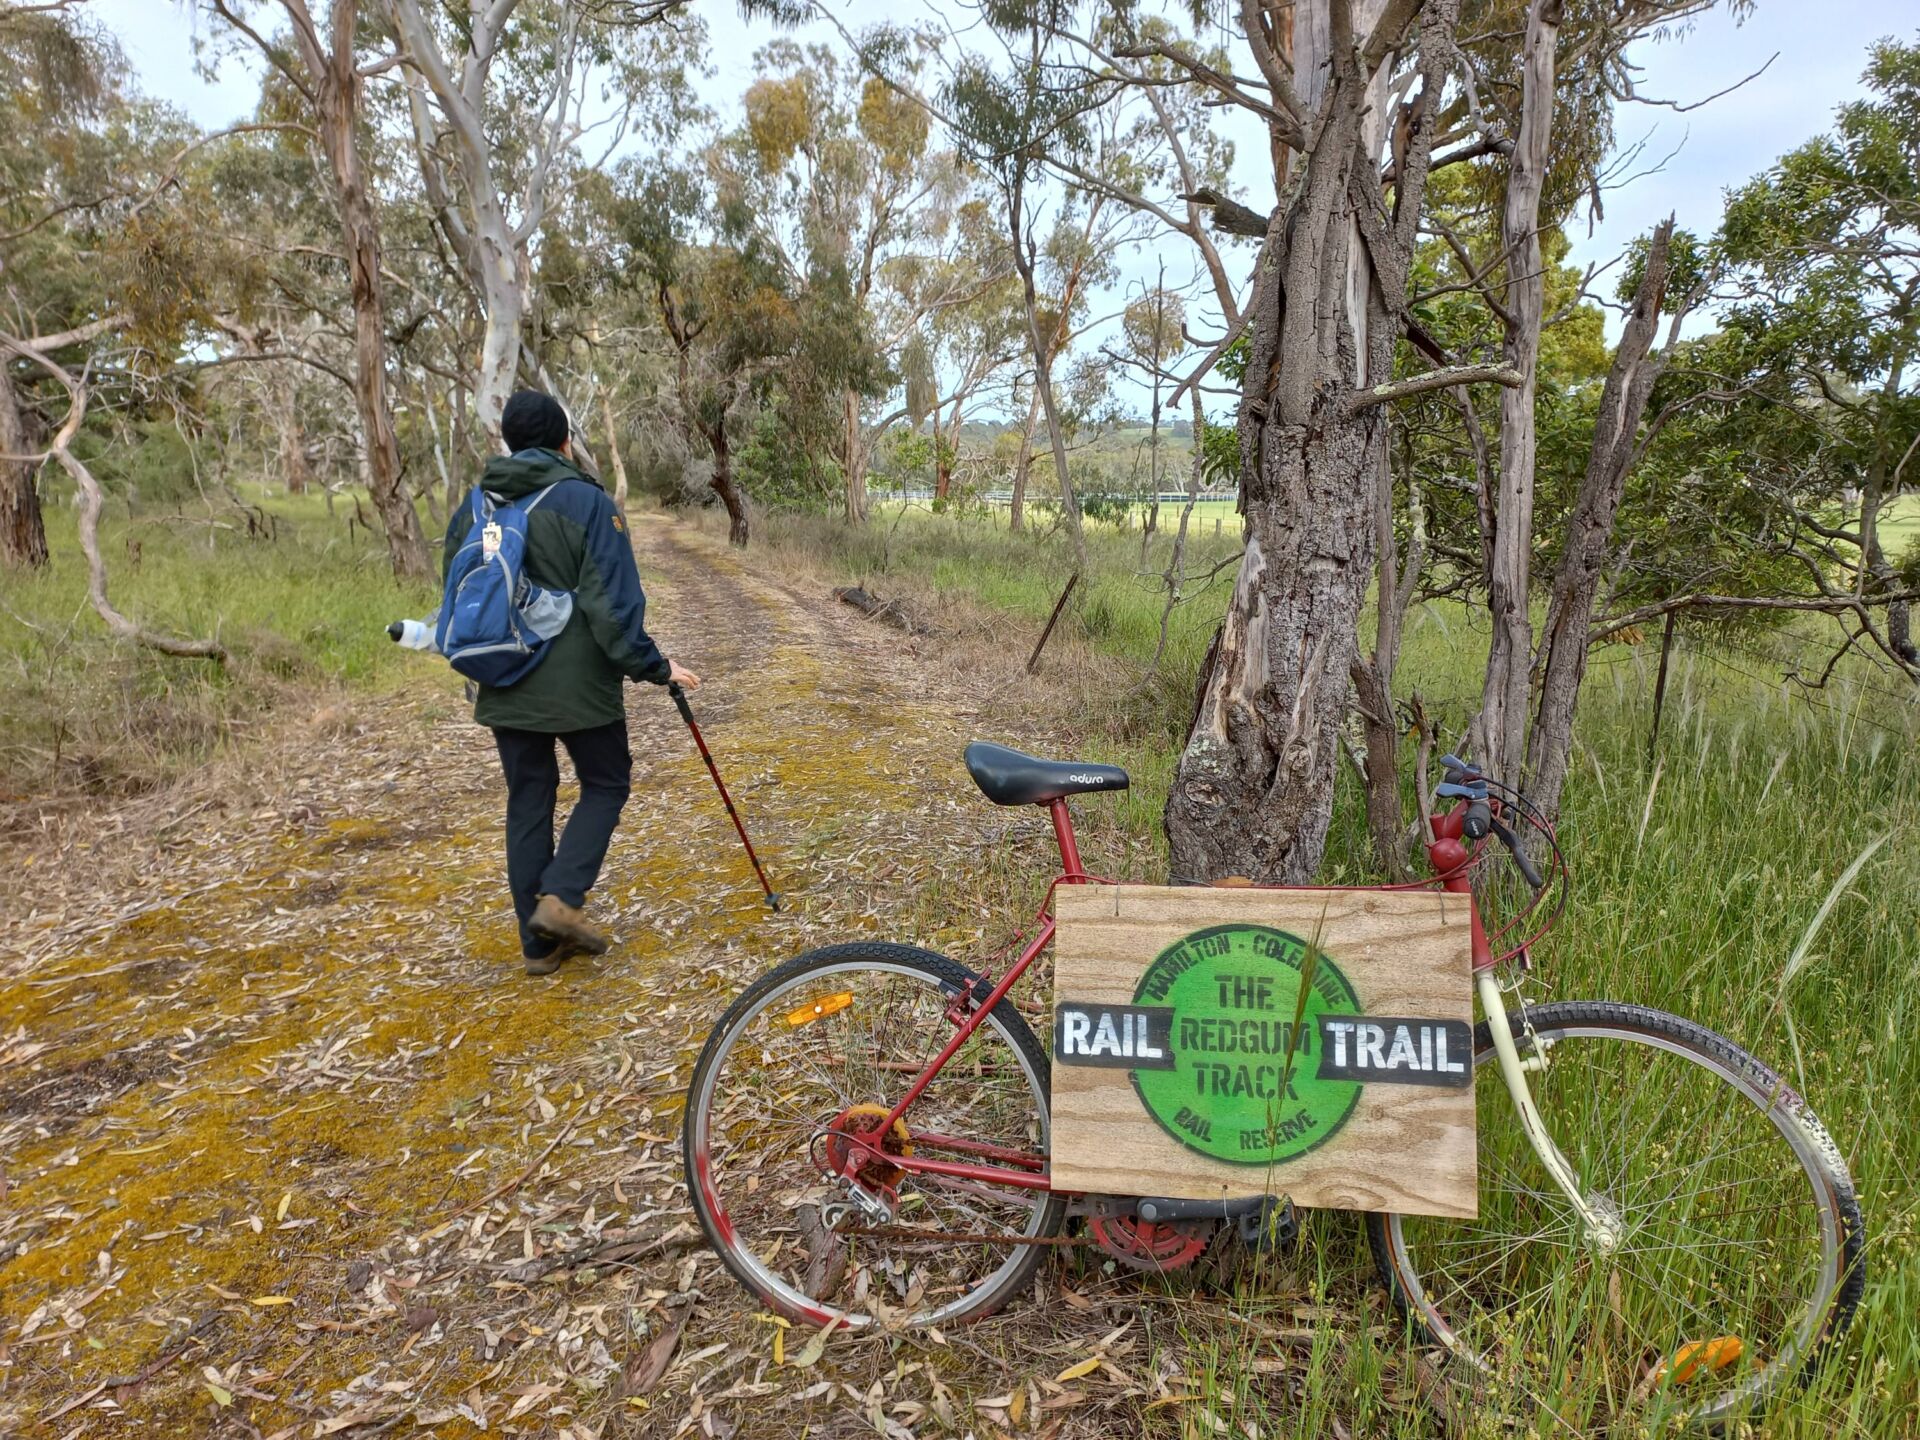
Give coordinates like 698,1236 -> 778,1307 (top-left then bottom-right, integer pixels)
0,490 -> 438,796
756,501 -> 1920,1435
1880,492 -> 1920,558
770,499 -> 1243,732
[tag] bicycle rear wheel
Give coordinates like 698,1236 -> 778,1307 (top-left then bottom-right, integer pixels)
683,942 -> 1065,1328
1368,1001 -> 1864,1428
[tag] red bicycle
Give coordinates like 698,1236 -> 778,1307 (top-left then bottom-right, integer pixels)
683,743 -> 1864,1422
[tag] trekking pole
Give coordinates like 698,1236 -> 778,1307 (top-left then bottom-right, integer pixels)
668,682 -> 782,912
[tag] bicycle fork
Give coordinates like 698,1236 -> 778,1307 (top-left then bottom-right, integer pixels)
1477,971 -> 1625,1255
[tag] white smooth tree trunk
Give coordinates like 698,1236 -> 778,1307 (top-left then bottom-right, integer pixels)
387,0 -> 577,451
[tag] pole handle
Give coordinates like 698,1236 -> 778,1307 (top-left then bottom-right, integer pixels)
667,679 -> 696,726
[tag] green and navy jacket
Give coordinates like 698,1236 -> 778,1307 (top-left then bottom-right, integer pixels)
441,449 -> 670,732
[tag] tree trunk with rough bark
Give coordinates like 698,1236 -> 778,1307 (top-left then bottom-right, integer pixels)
933,396 -> 953,502
842,389 -> 868,523
1473,0 -> 1561,784
1165,0 -> 1448,884
211,2 -> 426,574
277,406 -> 312,495
1525,220 -> 1677,825
447,380 -> 471,514
332,116 -> 428,577
708,426 -> 749,546
0,361 -> 46,568
1352,438 -> 1427,879
310,0 -> 428,578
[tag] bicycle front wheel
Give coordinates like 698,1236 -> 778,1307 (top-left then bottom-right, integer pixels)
1368,1001 -> 1864,1427
683,942 -> 1065,1329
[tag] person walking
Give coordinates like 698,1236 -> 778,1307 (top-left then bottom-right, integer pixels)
443,390 -> 699,975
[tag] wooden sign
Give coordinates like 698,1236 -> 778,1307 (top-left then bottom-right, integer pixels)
1051,885 -> 1478,1219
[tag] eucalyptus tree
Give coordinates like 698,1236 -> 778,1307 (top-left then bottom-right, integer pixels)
1001,190 -> 1139,529
0,3 -> 124,567
1708,37 -> 1920,673
0,4 -> 232,652
906,198 -> 1024,503
961,0 -> 1743,880
719,37 -> 996,521
205,0 -> 431,578
615,162 -> 804,545
1527,42 -> 1920,734
1118,281 -> 1186,534
382,0 -> 702,450
1130,0 -> 1475,884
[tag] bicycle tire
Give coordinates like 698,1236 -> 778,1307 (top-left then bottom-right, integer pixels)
683,941 -> 1067,1328
1367,1000 -> 1864,1425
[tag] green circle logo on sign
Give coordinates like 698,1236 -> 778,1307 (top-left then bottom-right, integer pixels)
1130,923 -> 1363,1165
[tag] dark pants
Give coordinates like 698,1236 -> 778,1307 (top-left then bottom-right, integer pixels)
492,719 -> 632,957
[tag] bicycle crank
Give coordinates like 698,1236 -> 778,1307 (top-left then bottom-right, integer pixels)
1087,1214 -> 1215,1270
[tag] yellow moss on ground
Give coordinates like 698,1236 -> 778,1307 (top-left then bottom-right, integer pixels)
2,519 -> 1021,1436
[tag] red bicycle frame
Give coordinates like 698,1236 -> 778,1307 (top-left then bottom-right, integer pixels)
841,795 -> 1494,1198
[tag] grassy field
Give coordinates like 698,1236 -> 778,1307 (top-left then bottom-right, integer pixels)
1880,492 -> 1920,556
744,500 -> 1920,1435
0,492 -> 437,801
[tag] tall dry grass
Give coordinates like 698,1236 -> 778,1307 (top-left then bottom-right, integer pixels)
716,498 -> 1920,1435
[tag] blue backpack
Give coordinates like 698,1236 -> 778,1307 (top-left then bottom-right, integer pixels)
435,482 -> 575,687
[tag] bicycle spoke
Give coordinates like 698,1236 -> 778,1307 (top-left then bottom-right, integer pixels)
688,952 -> 1058,1328
1381,1011 -> 1853,1426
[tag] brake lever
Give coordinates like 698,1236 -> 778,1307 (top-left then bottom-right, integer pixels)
1488,816 -> 1544,889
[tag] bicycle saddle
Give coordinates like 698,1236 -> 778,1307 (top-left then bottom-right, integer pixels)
963,741 -> 1130,807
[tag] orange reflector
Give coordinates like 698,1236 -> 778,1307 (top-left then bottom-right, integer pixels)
786,992 -> 854,1027
1665,1336 -> 1745,1385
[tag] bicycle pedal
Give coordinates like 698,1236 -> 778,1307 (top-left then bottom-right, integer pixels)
1237,1196 -> 1298,1254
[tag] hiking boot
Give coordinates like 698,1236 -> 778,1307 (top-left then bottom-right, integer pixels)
524,940 -> 586,977
529,894 -> 611,955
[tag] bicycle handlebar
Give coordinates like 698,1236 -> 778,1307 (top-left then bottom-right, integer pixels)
1433,754 -> 1544,885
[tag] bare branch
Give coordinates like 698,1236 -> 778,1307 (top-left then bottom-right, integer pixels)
1590,590 -> 1920,646
1111,39 -> 1299,142
1629,53 -> 1777,113
0,334 -> 227,662
1181,186 -> 1272,239
1348,363 -> 1524,411
19,312 -> 129,354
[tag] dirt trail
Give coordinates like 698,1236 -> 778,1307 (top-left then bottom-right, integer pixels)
1,518 -> 1094,1437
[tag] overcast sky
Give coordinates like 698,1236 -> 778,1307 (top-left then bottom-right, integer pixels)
89,1 -> 1913,415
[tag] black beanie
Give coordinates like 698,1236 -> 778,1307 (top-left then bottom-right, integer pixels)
501,390 -> 570,453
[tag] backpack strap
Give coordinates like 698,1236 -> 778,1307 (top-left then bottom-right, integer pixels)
520,482 -> 565,514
